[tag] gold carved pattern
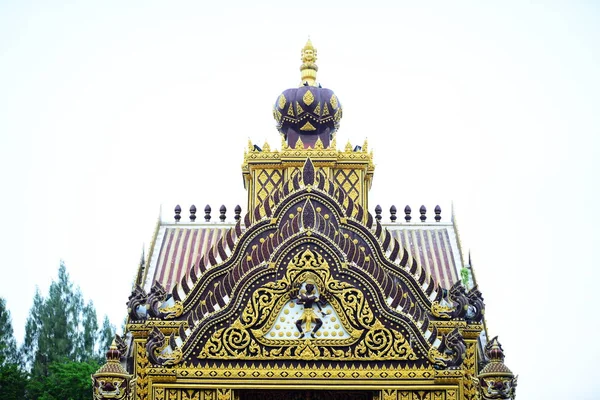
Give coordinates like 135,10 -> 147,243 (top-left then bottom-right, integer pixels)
296,102 -> 304,115
445,390 -> 457,400
334,107 -> 342,122
300,121 -> 317,131
322,103 -> 330,116
330,94 -> 338,108
314,102 -> 321,115
199,249 -> 417,361
135,341 -> 149,400
334,169 -> 361,203
461,341 -> 478,400
255,169 -> 282,214
278,94 -> 286,109
287,104 -> 295,116
159,301 -> 184,319
398,391 -> 446,400
303,90 -> 315,106
170,363 -> 437,380
154,387 -> 165,400
156,389 -> 223,400
217,389 -> 233,400
382,389 -> 397,400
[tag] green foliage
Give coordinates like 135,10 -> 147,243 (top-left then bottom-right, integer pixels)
0,298 -> 19,365
0,363 -> 28,400
1,263 -> 120,399
0,298 -> 26,399
26,360 -> 99,400
96,316 -> 115,363
460,266 -> 470,287
22,261 -> 116,378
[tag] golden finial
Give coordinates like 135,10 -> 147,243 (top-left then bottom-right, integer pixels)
300,38 -> 318,87
314,137 -> 324,149
345,140 -> 353,152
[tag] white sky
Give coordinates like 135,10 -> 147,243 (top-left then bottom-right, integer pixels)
1,1 -> 599,398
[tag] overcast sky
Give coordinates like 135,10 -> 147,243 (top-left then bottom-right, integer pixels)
1,1 -> 599,398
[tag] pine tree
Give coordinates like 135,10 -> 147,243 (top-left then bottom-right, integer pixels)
96,315 -> 115,362
78,300 -> 98,362
22,262 -> 121,398
22,289 -> 43,371
0,298 -> 28,399
0,298 -> 18,365
23,262 -> 108,375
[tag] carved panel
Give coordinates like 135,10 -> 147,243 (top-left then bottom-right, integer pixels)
135,341 -> 149,400
334,169 -> 361,204
198,248 -> 419,361
461,340 -> 478,400
157,389 -> 223,400
382,389 -> 397,400
397,391 -> 445,400
255,169 -> 283,210
240,390 -> 372,400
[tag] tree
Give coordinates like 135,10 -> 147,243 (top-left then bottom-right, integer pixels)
26,360 -> 98,400
78,300 -> 98,362
96,315 -> 115,363
22,289 -> 43,370
0,298 -> 27,400
0,298 -> 18,365
0,363 -> 28,400
23,262 -> 81,377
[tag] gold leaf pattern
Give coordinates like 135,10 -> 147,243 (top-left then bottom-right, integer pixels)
330,94 -> 338,108
314,102 -> 321,115
278,94 -> 286,109
287,103 -> 295,117
303,90 -> 315,106
300,121 -> 317,131
296,102 -> 304,115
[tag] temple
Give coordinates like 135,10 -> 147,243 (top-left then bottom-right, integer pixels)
93,40 -> 517,400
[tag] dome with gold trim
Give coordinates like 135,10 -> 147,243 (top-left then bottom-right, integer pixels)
273,39 -> 342,149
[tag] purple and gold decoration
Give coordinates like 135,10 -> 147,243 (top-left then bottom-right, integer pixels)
273,39 -> 342,149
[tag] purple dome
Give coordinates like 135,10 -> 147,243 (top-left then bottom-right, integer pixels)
273,85 -> 342,149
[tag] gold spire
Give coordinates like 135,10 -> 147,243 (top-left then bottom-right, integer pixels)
300,38 -> 318,86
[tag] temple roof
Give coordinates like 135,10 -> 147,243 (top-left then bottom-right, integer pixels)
141,211 -> 463,294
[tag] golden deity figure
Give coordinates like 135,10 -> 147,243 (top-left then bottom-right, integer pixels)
300,38 -> 319,86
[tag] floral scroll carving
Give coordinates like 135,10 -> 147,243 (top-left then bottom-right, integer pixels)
199,249 -> 418,361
